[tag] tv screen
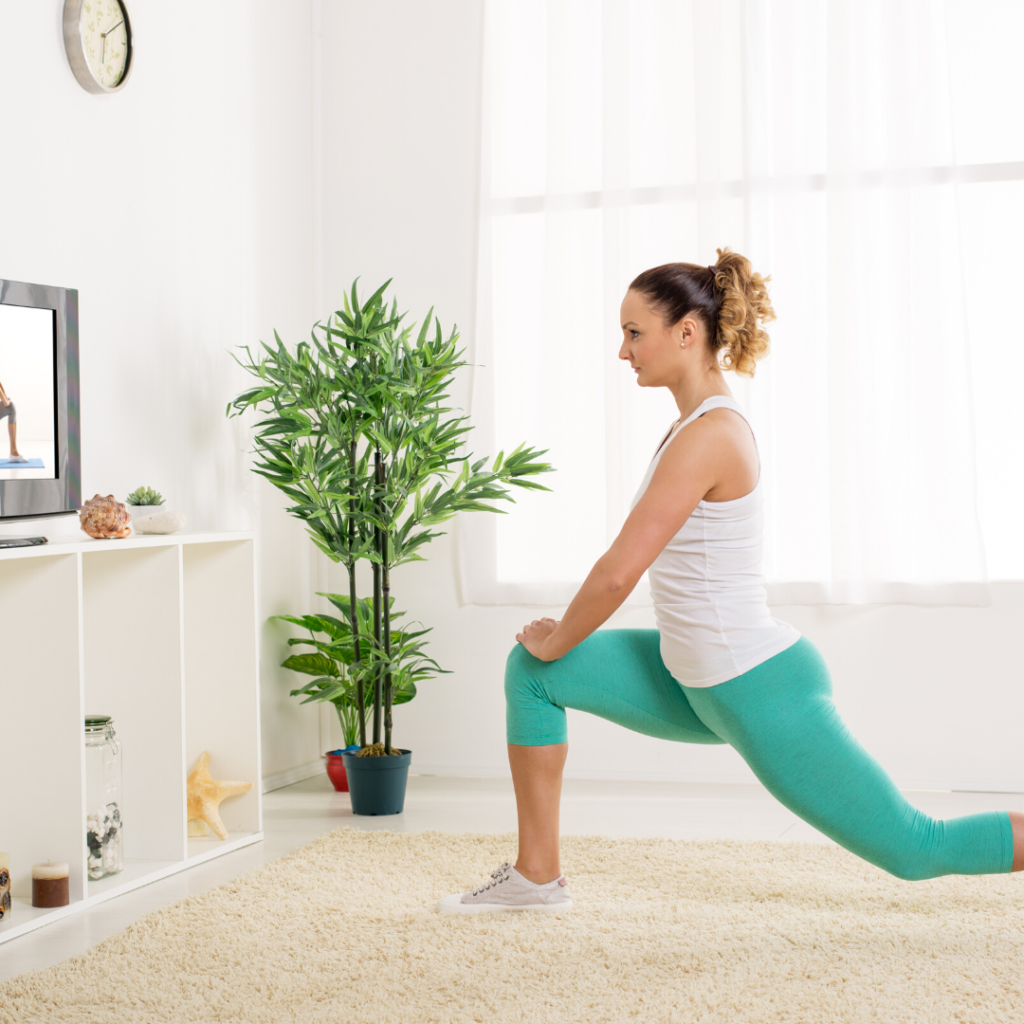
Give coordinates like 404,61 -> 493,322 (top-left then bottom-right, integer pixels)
0,303 -> 58,481
0,279 -> 79,522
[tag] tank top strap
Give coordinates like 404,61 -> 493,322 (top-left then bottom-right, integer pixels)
654,395 -> 754,459
680,394 -> 750,430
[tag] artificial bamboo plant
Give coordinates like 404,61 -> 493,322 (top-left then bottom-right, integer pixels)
228,280 -> 552,755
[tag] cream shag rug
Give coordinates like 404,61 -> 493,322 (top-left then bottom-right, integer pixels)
1,829 -> 1022,1024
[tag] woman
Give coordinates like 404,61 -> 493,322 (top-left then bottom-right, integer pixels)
438,248 -> 1023,914
0,377 -> 27,463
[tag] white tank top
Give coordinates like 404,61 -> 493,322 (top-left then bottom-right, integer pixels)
630,395 -> 801,687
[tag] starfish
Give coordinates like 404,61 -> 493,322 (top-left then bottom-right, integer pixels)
186,751 -> 253,840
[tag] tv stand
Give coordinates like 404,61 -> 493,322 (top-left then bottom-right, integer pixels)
0,531 -> 262,945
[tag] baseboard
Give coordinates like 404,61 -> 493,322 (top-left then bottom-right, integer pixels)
409,763 -> 510,779
262,757 -> 326,793
406,764 -> 1024,794
262,755 -> 1024,796
408,763 -> 761,785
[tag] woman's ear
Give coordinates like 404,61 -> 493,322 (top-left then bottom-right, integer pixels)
676,314 -> 700,347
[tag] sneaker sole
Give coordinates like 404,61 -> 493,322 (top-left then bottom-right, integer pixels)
437,894 -> 572,915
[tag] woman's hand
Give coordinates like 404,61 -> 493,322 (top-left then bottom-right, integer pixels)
516,617 -> 561,661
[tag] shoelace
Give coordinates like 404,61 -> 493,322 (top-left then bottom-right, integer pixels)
470,861 -> 513,896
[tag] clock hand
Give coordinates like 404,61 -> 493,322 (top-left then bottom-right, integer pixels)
101,17 -> 124,63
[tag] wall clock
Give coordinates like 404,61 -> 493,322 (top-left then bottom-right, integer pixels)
63,0 -> 134,94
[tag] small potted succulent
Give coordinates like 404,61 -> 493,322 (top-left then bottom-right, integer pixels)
125,485 -> 164,521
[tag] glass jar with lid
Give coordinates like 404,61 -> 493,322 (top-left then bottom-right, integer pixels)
85,716 -> 123,880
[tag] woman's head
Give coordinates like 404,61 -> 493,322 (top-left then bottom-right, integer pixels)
619,248 -> 775,387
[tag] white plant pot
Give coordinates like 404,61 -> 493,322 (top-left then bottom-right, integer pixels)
127,504 -> 165,528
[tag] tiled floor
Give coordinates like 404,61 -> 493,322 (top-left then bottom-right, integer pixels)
1,774 -> 1020,983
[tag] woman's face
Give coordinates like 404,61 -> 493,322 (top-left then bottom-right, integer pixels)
619,289 -> 695,389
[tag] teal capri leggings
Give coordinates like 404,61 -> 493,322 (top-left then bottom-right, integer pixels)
505,630 -> 1014,880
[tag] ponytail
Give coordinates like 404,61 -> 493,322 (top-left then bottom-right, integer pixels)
629,247 -> 775,378
709,247 -> 774,378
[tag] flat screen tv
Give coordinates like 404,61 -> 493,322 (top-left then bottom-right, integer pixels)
0,279 -> 80,521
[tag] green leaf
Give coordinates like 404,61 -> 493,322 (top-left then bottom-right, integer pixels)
281,652 -> 339,677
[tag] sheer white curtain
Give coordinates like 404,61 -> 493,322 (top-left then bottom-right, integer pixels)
459,0 -> 1024,607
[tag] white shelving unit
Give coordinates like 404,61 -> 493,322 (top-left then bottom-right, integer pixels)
0,531 -> 262,945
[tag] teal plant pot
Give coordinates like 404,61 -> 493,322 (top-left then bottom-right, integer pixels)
341,749 -> 412,815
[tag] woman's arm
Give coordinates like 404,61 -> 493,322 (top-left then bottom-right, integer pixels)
518,415 -> 725,661
0,379 -> 8,405
515,552 -> 647,662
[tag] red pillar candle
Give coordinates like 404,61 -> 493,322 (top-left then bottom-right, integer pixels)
31,862 -> 69,908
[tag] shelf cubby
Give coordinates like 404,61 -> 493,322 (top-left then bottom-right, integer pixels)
0,531 -> 262,945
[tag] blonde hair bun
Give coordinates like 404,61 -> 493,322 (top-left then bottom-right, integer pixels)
709,247 -> 775,378
630,248 -> 776,378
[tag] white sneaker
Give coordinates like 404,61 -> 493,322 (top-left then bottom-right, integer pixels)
7,455 -> 27,463
437,860 -> 572,914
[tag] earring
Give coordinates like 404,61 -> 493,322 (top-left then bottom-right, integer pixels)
680,340 -> 686,348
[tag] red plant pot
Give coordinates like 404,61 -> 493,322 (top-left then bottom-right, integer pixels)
325,751 -> 349,792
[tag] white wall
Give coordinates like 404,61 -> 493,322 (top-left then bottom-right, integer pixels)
0,1 -> 326,779
318,1 -> 1024,795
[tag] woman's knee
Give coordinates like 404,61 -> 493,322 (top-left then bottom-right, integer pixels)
504,642 -> 554,704
504,643 -> 567,745
867,849 -> 932,882
505,641 -> 531,670
504,642 -> 536,691
889,862 -> 933,882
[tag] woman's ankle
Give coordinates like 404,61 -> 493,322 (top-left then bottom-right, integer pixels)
514,859 -> 561,885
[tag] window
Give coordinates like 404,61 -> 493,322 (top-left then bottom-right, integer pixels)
460,0 -> 1024,606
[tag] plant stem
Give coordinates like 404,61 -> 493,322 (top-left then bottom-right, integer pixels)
372,448 -> 384,746
348,439 -> 366,749
381,459 -> 393,755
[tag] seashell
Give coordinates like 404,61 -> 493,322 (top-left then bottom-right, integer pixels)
79,494 -> 132,539
134,510 -> 187,535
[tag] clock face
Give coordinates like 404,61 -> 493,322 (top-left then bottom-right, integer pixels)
79,0 -> 129,90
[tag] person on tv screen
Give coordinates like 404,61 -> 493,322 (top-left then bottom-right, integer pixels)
0,377 -> 27,464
